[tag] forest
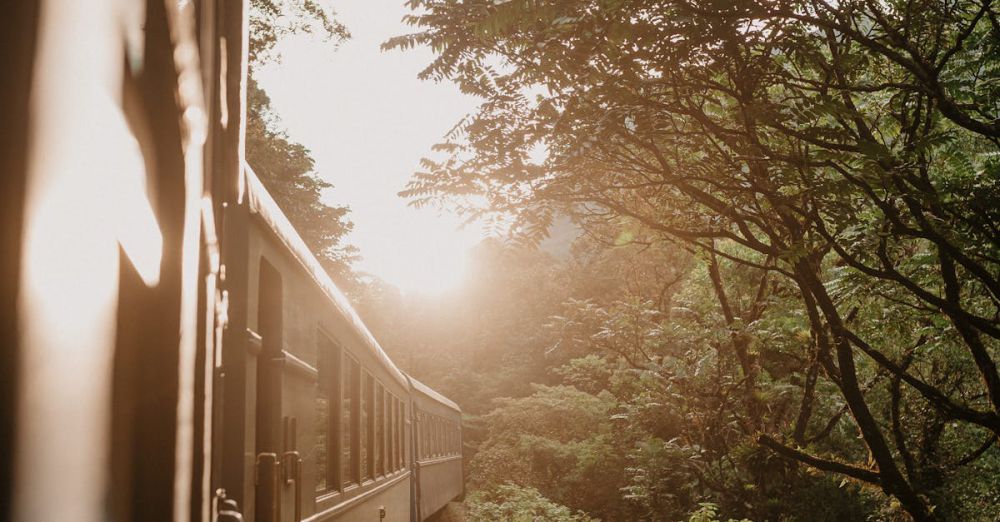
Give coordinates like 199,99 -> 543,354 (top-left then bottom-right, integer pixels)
250,0 -> 1000,520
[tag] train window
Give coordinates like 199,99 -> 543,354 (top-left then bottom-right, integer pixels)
391,396 -> 399,471
342,355 -> 360,487
314,350 -> 329,491
376,383 -> 385,476
362,372 -> 374,481
395,398 -> 403,470
396,401 -> 406,469
420,414 -> 427,459
387,395 -> 395,472
315,334 -> 340,493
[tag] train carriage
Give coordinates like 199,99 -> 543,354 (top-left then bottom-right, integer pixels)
1,0 -> 464,521
408,378 -> 464,521
223,164 -> 419,521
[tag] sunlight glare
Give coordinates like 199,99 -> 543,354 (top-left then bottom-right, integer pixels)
368,220 -> 472,296
15,1 -> 130,520
111,107 -> 163,286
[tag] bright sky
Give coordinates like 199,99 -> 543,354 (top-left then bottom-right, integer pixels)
255,1 -> 485,295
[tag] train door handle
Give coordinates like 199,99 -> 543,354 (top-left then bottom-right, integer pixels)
281,450 -> 303,521
255,453 -> 281,522
215,488 -> 244,522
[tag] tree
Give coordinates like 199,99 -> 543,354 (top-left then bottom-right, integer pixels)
387,1 -> 1000,519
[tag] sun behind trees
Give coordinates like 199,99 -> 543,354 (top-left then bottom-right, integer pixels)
378,0 -> 1000,520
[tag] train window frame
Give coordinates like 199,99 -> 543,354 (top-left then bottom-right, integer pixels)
341,353 -> 360,488
418,410 -> 424,463
396,400 -> 406,469
315,332 -> 342,495
390,395 -> 399,472
394,396 -> 402,470
386,394 -> 394,472
362,371 -> 374,482
375,382 -> 385,477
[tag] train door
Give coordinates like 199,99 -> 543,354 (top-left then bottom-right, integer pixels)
254,259 -> 306,522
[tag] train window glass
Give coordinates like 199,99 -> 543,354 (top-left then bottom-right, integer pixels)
384,389 -> 390,472
420,413 -> 427,460
396,401 -> 406,469
414,414 -> 420,460
362,372 -> 374,481
315,342 -> 329,492
342,355 -> 360,487
395,398 -> 402,470
376,383 -> 384,476
316,334 -> 340,493
391,396 -> 399,471
387,395 -> 395,472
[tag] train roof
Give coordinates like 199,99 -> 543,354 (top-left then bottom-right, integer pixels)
242,163 -> 408,387
406,374 -> 462,413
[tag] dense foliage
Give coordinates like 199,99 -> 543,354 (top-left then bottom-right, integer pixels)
378,0 -> 1000,520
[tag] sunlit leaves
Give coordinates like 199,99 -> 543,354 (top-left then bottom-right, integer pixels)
387,0 -> 1000,518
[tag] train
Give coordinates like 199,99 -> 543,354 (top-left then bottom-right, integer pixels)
0,0 -> 463,521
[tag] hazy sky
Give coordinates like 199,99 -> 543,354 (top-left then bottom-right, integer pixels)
255,1 -> 484,295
